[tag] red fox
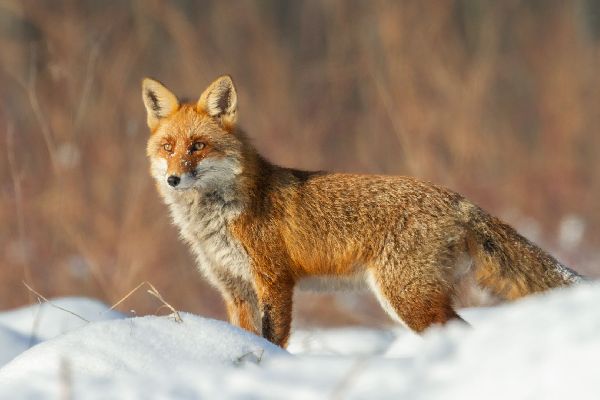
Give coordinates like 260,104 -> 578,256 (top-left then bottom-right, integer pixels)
142,75 -> 583,347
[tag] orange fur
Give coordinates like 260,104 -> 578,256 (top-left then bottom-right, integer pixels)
142,76 -> 584,347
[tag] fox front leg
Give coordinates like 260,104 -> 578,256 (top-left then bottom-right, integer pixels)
223,289 -> 261,336
255,278 -> 294,348
213,272 -> 261,335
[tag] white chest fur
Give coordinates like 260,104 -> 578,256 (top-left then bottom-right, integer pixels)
165,190 -> 253,284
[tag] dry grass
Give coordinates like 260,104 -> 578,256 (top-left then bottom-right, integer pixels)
23,281 -> 89,322
0,0 -> 599,326
108,280 -> 183,322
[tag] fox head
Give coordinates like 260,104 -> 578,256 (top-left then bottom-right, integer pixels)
142,76 -> 244,194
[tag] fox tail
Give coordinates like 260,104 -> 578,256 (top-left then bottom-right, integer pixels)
460,201 -> 584,300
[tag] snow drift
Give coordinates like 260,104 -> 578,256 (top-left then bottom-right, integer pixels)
0,283 -> 598,399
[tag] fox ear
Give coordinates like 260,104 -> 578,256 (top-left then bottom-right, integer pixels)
142,78 -> 180,131
197,75 -> 237,127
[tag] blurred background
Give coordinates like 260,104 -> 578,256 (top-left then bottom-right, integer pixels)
0,0 -> 598,327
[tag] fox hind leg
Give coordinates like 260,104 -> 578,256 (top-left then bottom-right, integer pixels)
368,267 -> 465,333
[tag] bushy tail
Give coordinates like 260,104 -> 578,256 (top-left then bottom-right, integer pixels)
460,201 -> 584,300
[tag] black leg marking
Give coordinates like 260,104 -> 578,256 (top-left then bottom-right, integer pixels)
261,304 -> 273,343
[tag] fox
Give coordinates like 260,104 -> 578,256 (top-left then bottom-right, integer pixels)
142,75 -> 584,348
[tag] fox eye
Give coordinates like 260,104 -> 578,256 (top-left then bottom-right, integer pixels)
191,141 -> 205,152
163,143 -> 173,152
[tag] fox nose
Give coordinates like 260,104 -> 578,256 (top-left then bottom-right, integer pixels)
167,175 -> 181,187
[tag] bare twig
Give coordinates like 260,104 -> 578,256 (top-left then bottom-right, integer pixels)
23,282 -> 89,323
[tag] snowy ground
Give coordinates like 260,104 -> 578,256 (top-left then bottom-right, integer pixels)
0,283 -> 599,399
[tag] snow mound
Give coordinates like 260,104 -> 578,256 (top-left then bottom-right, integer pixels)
0,313 -> 287,397
288,327 -> 398,356
406,283 -> 600,400
0,325 -> 34,366
0,283 -> 598,399
0,297 -> 124,367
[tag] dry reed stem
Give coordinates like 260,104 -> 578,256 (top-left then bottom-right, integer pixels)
6,122 -> 34,294
22,46 -> 60,177
23,280 -> 183,326
108,281 -> 183,323
146,282 -> 183,323
23,282 -> 89,323
234,349 -> 265,365
107,281 -> 147,312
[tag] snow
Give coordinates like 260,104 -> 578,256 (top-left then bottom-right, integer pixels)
0,297 -> 124,368
0,283 -> 599,399
0,325 -> 33,367
0,312 -> 287,399
0,297 -> 125,340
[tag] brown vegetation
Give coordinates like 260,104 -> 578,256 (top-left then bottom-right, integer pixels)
0,1 -> 598,326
